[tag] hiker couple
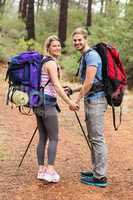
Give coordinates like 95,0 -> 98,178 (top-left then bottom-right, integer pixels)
36,27 -> 108,187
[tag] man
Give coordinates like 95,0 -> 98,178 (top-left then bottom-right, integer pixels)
72,27 -> 108,187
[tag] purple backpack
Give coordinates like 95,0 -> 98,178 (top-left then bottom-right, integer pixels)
6,51 -> 53,109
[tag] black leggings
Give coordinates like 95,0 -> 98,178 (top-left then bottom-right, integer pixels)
36,106 -> 59,165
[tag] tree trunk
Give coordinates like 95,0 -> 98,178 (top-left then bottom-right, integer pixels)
26,0 -> 35,40
100,0 -> 104,14
58,0 -> 69,48
104,0 -> 112,16
0,0 -> 6,7
0,0 -> 6,13
86,0 -> 92,27
19,0 -> 28,19
36,0 -> 44,14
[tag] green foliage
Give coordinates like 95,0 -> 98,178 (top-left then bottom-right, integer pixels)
0,36 -> 42,61
60,52 -> 80,82
17,39 -> 42,53
84,13 -> 132,69
0,11 -> 27,61
36,9 -> 59,44
67,8 -> 86,34
0,1 -> 133,84
0,13 -> 26,39
0,48 -> 8,62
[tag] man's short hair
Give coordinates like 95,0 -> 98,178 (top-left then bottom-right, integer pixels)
72,27 -> 88,39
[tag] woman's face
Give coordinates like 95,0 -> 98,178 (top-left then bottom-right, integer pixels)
48,40 -> 61,57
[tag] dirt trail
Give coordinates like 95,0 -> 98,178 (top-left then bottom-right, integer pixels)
0,66 -> 133,200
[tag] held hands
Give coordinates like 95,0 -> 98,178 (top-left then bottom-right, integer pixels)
69,101 -> 79,111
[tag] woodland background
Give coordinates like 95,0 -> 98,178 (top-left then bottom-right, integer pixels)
0,0 -> 133,87
0,2 -> 133,199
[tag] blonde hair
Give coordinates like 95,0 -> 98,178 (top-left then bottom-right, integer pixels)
44,35 -> 60,54
72,27 -> 88,40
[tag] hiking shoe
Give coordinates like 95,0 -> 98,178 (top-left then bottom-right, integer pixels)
43,170 -> 60,183
80,177 -> 108,187
37,167 -> 47,180
80,171 -> 93,177
37,172 -> 45,180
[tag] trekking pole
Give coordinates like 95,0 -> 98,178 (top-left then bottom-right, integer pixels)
65,89 -> 92,151
18,126 -> 38,168
74,110 -> 91,150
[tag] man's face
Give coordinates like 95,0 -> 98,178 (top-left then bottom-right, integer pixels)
72,33 -> 86,51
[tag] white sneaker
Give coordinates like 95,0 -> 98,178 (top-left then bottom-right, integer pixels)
43,170 -> 60,183
37,171 -> 45,180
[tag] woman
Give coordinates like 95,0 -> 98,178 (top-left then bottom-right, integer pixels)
35,35 -> 79,183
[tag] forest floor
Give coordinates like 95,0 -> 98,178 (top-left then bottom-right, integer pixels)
0,64 -> 133,200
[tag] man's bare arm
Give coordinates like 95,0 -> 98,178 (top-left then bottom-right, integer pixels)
75,66 -> 97,104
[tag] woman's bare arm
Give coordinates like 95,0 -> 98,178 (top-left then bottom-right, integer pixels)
44,61 -> 78,108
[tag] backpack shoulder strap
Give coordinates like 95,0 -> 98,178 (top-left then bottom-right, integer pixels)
41,56 -> 54,66
40,56 -> 54,89
77,47 -> 103,83
76,48 -> 92,77
42,55 -> 60,79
